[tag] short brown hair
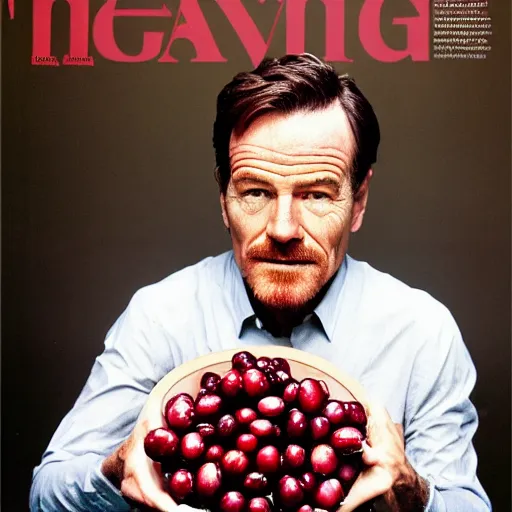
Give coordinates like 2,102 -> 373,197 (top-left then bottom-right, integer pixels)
213,53 -> 380,194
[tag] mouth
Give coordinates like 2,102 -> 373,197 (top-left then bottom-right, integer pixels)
254,258 -> 315,266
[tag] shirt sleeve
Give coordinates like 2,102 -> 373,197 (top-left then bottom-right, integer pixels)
403,307 -> 492,512
29,288 -> 177,512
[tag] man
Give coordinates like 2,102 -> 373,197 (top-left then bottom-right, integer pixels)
30,54 -> 491,511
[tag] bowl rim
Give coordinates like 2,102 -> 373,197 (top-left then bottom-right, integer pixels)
141,346 -> 370,425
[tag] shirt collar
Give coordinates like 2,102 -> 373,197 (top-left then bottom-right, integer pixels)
313,256 -> 348,342
228,252 -> 256,336
228,251 -> 348,340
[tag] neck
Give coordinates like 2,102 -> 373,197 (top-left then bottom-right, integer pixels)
244,271 -> 338,338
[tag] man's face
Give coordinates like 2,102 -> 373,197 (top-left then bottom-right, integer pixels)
221,102 -> 371,310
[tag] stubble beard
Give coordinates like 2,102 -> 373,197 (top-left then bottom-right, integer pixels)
245,263 -> 328,311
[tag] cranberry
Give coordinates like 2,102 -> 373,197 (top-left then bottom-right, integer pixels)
271,357 -> 291,375
255,445 -> 280,473
243,369 -> 270,397
263,367 -> 281,389
180,432 -> 204,460
319,380 -> 330,399
235,407 -> 258,425
343,401 -> 368,428
310,416 -> 330,440
323,400 -> 346,425
244,472 -> 268,494
310,444 -> 338,475
195,394 -> 223,418
168,469 -> 194,501
248,497 -> 272,512
282,380 -> 299,404
299,472 -> 317,493
276,370 -> 292,384
143,428 -> 179,462
205,444 -> 225,462
314,478 -> 344,509
331,426 -> 364,454
287,409 -> 308,438
195,423 -> 215,439
200,372 -> 221,393
236,433 -> 258,453
165,396 -> 195,430
338,457 -> 362,492
258,396 -> 285,417
217,414 -> 238,438
297,505 -> 313,512
277,475 -> 304,508
220,491 -> 246,512
249,419 -> 274,438
232,350 -> 257,372
256,356 -> 272,371
220,369 -> 243,398
195,462 -> 222,498
298,378 -> 328,414
221,450 -> 249,476
283,444 -> 306,469
166,392 -> 194,407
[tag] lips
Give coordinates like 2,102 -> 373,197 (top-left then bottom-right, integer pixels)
254,258 -> 314,265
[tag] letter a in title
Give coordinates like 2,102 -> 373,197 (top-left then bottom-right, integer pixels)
216,0 -> 285,67
159,0 -> 226,62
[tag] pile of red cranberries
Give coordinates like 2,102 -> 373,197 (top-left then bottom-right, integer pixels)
144,351 -> 368,512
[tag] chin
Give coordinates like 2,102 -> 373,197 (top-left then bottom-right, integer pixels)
247,267 -> 325,311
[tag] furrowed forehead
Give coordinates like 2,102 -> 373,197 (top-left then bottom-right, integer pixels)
230,104 -> 355,155
229,147 -> 350,181
229,104 -> 355,178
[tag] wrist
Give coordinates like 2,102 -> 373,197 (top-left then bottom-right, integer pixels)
392,465 -> 430,511
101,450 -> 124,490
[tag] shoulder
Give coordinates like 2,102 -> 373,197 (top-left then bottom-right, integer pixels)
129,251 -> 233,314
345,257 -> 477,403
345,255 -> 461,345
103,251 -> 234,363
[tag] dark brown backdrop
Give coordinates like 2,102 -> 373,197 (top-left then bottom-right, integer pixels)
2,1 -> 511,511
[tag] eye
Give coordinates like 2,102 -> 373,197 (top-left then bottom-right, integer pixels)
303,192 -> 330,200
243,189 -> 270,198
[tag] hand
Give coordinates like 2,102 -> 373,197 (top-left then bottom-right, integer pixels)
339,402 -> 429,512
101,398 -> 178,512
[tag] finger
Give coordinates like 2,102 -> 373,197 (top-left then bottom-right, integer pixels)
139,469 -> 177,512
121,465 -> 177,512
339,467 -> 392,512
361,441 -> 382,467
365,403 -> 392,445
394,423 -> 404,441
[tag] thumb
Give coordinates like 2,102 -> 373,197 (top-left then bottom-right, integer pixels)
143,466 -> 178,512
361,441 -> 381,467
152,492 -> 177,512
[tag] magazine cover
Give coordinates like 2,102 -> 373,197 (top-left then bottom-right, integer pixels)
3,1 -> 510,511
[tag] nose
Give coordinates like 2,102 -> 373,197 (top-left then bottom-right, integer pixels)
266,194 -> 303,244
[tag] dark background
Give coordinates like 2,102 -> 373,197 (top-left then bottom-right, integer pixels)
2,1 -> 511,510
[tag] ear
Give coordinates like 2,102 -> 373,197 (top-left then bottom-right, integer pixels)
220,192 -> 230,230
350,169 -> 373,233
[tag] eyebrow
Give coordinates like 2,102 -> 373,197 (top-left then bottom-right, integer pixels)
232,174 -> 341,193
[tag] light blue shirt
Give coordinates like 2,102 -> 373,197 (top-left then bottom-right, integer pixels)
30,251 -> 491,511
